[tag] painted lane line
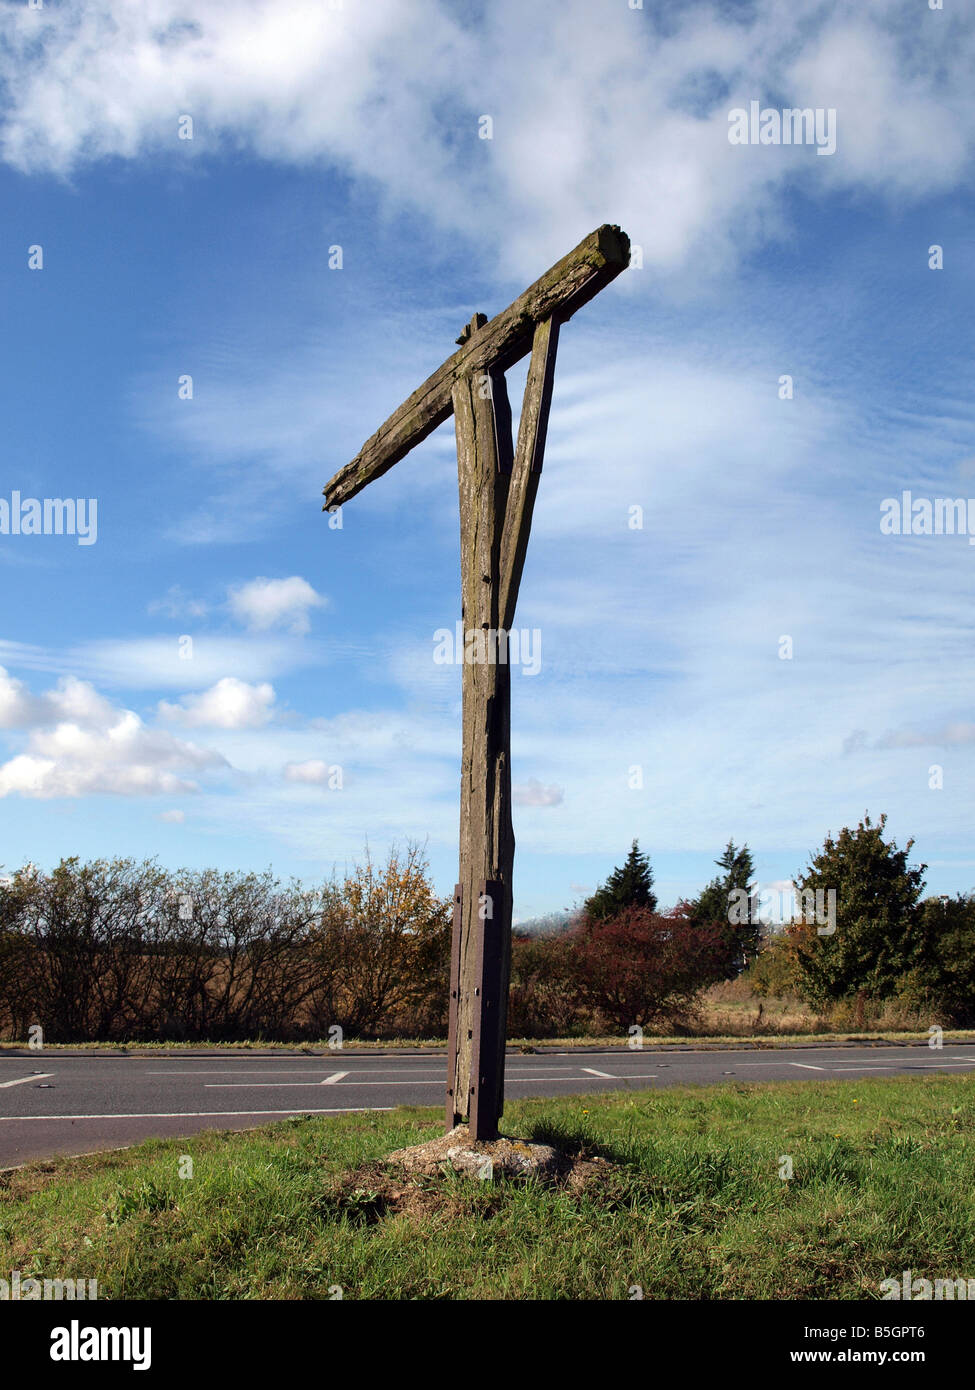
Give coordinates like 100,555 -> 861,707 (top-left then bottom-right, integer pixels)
201,1070 -> 587,1089
145,1067 -> 494,1077
738,1061 -> 825,1067
0,1073 -> 53,1089
9,1046 -> 975,1064
321,1072 -> 348,1085
204,1073 -> 660,1089
789,1063 -> 826,1071
146,1069 -> 350,1076
0,1107 -> 396,1122
832,1061 -> 975,1072
136,1055 -> 449,1068
911,1060 -> 975,1067
143,1065 -> 443,1075
204,1081 -> 365,1089
581,1067 -> 616,1078
733,1058 -> 844,1067
721,1052 -> 975,1068
831,1065 -> 897,1072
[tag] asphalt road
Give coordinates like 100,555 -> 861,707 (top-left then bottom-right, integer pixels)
2,1042 -> 974,1169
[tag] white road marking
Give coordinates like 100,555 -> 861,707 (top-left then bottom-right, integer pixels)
204,1072 -> 659,1089
830,1065 -> 896,1072
789,1063 -> 826,1071
0,1073 -> 52,1089
832,1061 -> 975,1072
6,1045 -> 975,1068
321,1072 -> 348,1085
145,1067 -> 448,1076
732,1052 -> 975,1068
182,1065 -> 630,1081
738,1061 -> 822,1067
913,1060 -> 975,1067
146,1069 -> 346,1076
0,1107 -> 396,1121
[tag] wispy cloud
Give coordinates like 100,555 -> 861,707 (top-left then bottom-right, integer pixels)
0,636 -> 323,692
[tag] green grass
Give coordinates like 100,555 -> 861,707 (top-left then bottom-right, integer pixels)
3,1075 -> 974,1299
2,1028 -> 973,1052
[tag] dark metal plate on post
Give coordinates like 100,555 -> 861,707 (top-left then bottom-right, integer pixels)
468,878 -> 504,1140
445,884 -> 463,1129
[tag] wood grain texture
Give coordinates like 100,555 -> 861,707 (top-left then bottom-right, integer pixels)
499,315 -> 559,631
449,371 -> 514,1135
323,225 -> 629,509
448,326 -> 558,1135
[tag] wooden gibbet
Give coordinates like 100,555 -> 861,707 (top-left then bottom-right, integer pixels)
323,225 -> 630,1137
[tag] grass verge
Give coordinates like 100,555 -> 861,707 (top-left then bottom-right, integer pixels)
2,1075 -> 974,1299
2,1030 -> 974,1053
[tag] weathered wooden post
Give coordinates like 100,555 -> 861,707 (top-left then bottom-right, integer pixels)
323,225 -> 629,1139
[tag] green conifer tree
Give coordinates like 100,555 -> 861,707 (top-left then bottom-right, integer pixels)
584,840 -> 657,920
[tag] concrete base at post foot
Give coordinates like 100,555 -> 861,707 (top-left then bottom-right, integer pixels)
385,1124 -> 565,1181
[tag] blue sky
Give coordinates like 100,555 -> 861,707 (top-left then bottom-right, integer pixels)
1,0 -> 974,919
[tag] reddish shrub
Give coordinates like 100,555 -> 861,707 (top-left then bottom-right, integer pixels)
568,903 -> 729,1031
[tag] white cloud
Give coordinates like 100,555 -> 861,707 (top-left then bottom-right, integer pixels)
2,1 -> 972,279
786,21 -> 969,195
0,667 -> 37,728
0,710 -> 225,799
159,676 -> 276,729
282,759 -> 332,785
159,808 -> 186,823
228,576 -> 326,635
513,779 -> 564,808
0,670 -> 228,800
147,584 -> 209,619
763,880 -> 796,895
0,668 -> 119,729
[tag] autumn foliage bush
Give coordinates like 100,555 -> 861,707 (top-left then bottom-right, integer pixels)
0,847 -> 451,1043
507,934 -> 579,1038
18,840 -> 957,1043
565,904 -> 732,1031
508,904 -> 736,1037
0,853 -> 747,1043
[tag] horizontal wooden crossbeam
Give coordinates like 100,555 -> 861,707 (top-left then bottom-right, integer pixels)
322,224 -> 630,509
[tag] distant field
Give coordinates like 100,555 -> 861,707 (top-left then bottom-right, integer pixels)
3,1074 -> 973,1300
